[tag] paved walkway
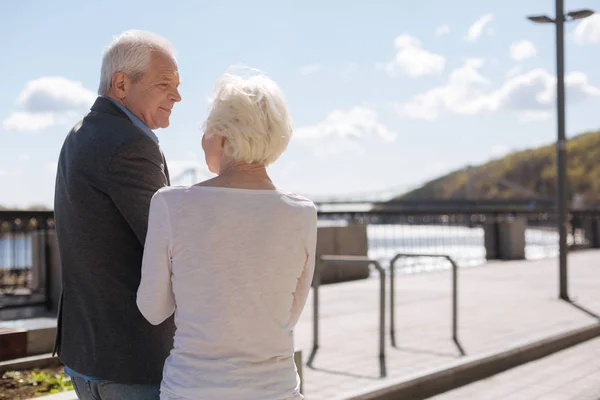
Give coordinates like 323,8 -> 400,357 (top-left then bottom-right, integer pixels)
430,336 -> 600,399
293,250 -> 600,399
30,250 -> 600,400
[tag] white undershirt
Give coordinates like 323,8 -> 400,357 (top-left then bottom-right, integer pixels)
137,185 -> 317,400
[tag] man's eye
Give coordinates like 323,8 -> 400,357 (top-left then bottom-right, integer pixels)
159,83 -> 169,88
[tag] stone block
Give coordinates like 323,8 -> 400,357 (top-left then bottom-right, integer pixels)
314,225 -> 370,285
0,328 -> 27,361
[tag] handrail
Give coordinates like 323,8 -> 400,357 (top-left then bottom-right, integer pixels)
307,255 -> 387,378
389,253 -> 465,356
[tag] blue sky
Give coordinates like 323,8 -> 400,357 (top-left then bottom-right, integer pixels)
1,0 -> 599,208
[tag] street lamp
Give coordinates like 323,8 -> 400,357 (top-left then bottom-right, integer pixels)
527,2 -> 595,301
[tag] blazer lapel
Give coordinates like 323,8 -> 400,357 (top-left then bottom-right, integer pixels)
162,151 -> 170,185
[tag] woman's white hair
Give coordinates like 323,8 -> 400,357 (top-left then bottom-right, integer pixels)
98,30 -> 176,95
203,68 -> 293,166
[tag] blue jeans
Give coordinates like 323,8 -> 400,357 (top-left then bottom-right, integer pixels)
71,376 -> 160,400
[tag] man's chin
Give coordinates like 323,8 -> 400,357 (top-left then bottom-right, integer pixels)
156,120 -> 170,130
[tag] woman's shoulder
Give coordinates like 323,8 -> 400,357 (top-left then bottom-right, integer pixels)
151,185 -> 192,206
276,191 -> 317,219
283,192 -> 316,207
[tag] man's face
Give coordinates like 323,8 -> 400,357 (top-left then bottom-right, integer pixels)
123,51 -> 181,129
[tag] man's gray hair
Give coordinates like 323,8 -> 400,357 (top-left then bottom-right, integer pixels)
98,30 -> 176,95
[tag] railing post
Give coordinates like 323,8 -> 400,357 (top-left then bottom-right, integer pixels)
451,256 -> 457,344
447,256 -> 465,356
309,255 -> 387,377
389,253 -> 465,356
307,261 -> 320,367
389,254 -> 401,348
41,218 -> 53,311
373,261 -> 386,377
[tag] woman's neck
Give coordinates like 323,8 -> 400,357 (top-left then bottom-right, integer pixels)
198,162 -> 276,190
219,161 -> 268,175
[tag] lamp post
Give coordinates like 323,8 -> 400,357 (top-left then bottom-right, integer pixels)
527,2 -> 594,301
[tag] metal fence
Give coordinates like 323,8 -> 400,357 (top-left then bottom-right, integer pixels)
317,208 -> 600,275
1,207 -> 599,310
0,211 -> 54,309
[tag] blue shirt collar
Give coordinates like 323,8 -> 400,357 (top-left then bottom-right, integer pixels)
102,96 -> 159,144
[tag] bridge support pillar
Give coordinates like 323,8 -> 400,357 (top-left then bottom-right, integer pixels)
484,217 -> 526,260
583,218 -> 600,248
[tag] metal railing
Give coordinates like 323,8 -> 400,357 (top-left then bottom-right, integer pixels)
307,255 -> 387,378
0,211 -> 54,310
317,209 -> 600,272
390,253 -> 465,356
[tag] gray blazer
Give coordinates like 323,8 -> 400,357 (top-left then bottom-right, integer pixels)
53,97 -> 176,384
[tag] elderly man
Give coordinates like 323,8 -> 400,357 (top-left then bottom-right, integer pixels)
53,30 -> 181,400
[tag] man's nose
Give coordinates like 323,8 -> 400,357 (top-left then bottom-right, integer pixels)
171,88 -> 182,103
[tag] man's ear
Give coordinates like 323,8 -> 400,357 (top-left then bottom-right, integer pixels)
111,72 -> 129,100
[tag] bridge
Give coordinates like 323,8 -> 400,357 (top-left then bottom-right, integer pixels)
170,166 -> 557,211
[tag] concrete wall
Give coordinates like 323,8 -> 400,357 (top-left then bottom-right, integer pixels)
0,317 -> 57,360
315,225 -> 370,285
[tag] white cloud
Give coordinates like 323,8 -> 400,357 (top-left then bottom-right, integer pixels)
435,24 -> 450,37
510,40 -> 537,61
18,153 -> 30,161
3,112 -> 57,132
16,77 -> 95,112
398,58 -> 489,120
0,169 -> 5,176
506,66 -> 523,78
397,60 -> 600,121
304,139 -> 366,157
517,110 -> 552,123
378,35 -> 446,77
466,13 -> 494,42
299,64 -> 321,75
295,107 -> 397,155
2,77 -> 95,132
573,14 -> 600,45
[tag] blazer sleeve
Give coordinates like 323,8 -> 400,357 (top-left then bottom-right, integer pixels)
106,138 -> 168,245
137,191 -> 176,325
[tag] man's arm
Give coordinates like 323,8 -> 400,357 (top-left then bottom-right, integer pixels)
106,138 -> 168,245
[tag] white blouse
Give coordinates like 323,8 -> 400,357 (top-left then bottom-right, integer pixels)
137,185 -> 317,400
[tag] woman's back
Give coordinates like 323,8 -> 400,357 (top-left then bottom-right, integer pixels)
138,185 -> 317,400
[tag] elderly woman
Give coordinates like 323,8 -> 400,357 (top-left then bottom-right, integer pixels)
136,70 -> 317,400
